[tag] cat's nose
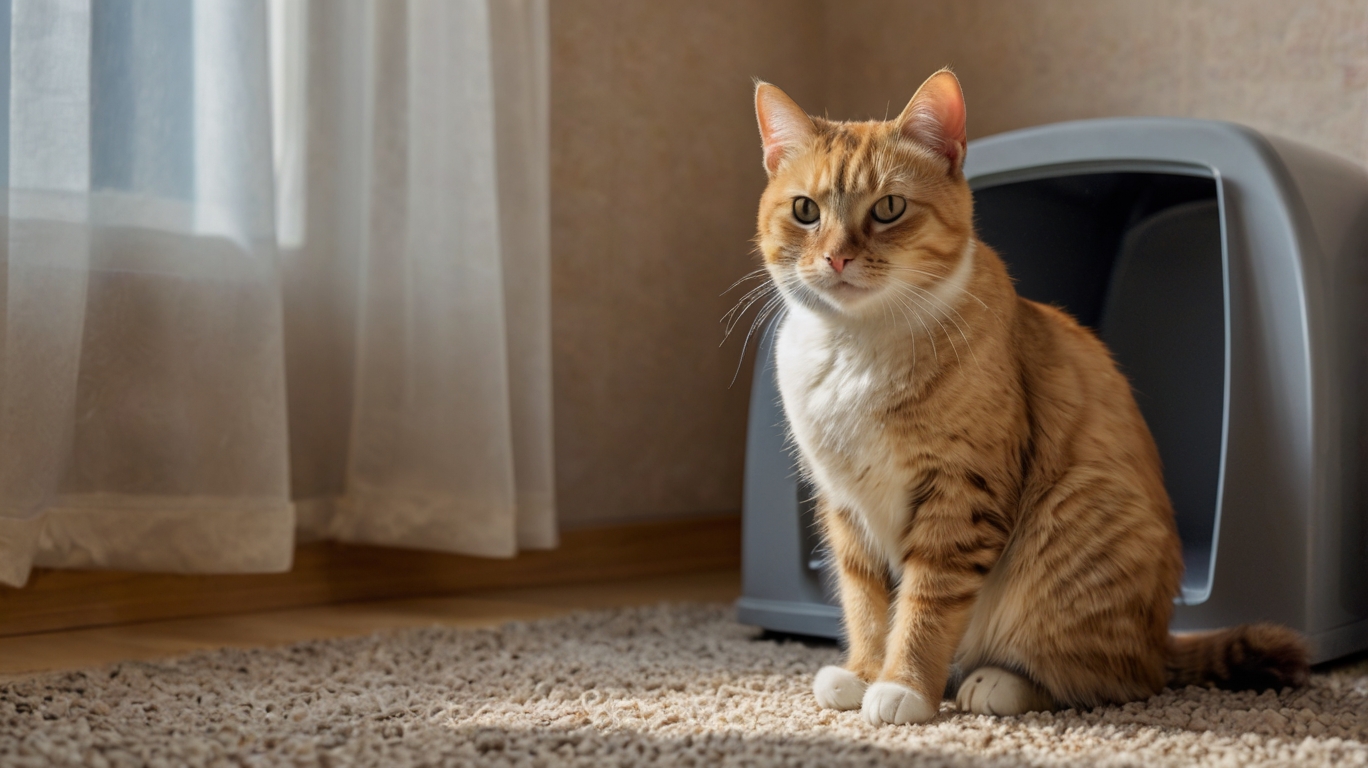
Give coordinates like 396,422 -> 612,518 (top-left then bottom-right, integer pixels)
825,254 -> 854,274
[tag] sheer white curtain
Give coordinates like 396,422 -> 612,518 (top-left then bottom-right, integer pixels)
0,0 -> 554,588
284,0 -> 555,553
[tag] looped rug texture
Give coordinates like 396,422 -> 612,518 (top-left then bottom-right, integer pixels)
2,603 -> 1366,767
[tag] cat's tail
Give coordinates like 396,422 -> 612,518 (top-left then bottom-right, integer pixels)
1165,623 -> 1310,691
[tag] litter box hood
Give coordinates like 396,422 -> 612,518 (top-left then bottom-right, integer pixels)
737,117 -> 1368,663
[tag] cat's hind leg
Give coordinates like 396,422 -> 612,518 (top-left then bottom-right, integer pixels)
955,666 -> 1055,716
952,474 -> 1178,711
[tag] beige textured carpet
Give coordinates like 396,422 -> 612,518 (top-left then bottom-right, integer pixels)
2,604 -> 1366,767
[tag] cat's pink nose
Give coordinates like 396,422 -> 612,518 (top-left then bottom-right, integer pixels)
826,254 -> 853,274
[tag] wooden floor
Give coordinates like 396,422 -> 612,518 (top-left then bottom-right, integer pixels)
0,569 -> 741,679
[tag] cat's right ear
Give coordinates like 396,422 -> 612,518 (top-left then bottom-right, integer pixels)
755,81 -> 815,175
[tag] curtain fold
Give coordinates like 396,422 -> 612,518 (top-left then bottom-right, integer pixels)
0,0 -> 554,588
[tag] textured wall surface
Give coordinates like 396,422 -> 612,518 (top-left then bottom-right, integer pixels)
823,1 -> 1368,164
550,1 -> 1368,528
550,1 -> 823,527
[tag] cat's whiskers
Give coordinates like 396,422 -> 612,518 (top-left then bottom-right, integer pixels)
722,291 -> 773,340
885,295 -> 921,368
884,263 -> 949,279
882,289 -> 940,365
888,278 -> 980,370
906,289 -> 961,366
743,292 -> 785,351
721,267 -> 771,295
884,282 -> 961,367
885,263 -> 1006,330
760,303 -> 790,374
723,277 -> 776,322
721,280 -> 778,339
877,284 -> 909,366
730,292 -> 787,388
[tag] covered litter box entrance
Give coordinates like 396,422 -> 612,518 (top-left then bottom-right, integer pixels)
973,169 -> 1227,604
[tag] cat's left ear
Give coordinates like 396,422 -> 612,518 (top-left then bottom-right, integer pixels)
896,69 -> 967,173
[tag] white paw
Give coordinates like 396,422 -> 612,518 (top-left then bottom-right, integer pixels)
813,666 -> 866,710
860,681 -> 937,725
955,666 -> 1054,716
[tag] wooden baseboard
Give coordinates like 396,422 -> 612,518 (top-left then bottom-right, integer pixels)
0,514 -> 740,637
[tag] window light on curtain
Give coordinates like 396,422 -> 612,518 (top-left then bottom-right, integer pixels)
0,0 -> 555,588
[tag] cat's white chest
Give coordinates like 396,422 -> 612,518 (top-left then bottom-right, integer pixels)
774,309 -> 912,567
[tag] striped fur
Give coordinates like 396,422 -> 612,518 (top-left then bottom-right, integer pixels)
751,70 -> 1308,724
1167,624 -> 1310,691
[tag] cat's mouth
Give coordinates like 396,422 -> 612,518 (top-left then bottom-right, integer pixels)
825,280 -> 869,296
808,266 -> 870,291
782,264 -> 885,314
807,274 -> 880,310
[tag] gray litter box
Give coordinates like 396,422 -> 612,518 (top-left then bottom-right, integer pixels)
736,118 -> 1368,663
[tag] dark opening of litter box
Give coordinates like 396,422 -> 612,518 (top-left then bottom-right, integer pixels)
972,170 -> 1226,604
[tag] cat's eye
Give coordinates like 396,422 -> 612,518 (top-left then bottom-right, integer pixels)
871,195 -> 907,224
792,197 -> 820,225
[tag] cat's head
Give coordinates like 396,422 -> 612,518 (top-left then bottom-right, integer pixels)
753,69 -> 974,320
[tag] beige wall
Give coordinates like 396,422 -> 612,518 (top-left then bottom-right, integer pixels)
550,1 -> 1368,528
550,1 -> 823,527
824,1 -> 1368,164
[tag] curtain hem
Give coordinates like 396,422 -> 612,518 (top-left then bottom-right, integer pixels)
295,491 -> 520,558
0,494 -> 296,587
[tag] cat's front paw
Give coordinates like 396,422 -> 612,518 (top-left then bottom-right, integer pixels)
813,665 -> 867,710
861,681 -> 937,725
955,666 -> 1055,716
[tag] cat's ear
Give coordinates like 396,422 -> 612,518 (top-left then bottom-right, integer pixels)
896,69 -> 967,172
755,81 -> 816,175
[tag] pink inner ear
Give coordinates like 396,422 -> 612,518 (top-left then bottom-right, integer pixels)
934,91 -> 966,160
756,84 -> 814,174
758,110 -> 797,173
757,108 -> 787,169
901,73 -> 967,165
763,143 -> 787,173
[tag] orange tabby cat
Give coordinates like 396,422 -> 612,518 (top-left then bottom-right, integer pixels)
751,69 -> 1309,725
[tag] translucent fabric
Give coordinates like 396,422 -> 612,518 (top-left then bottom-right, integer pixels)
284,0 -> 555,553
0,0 -> 554,587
